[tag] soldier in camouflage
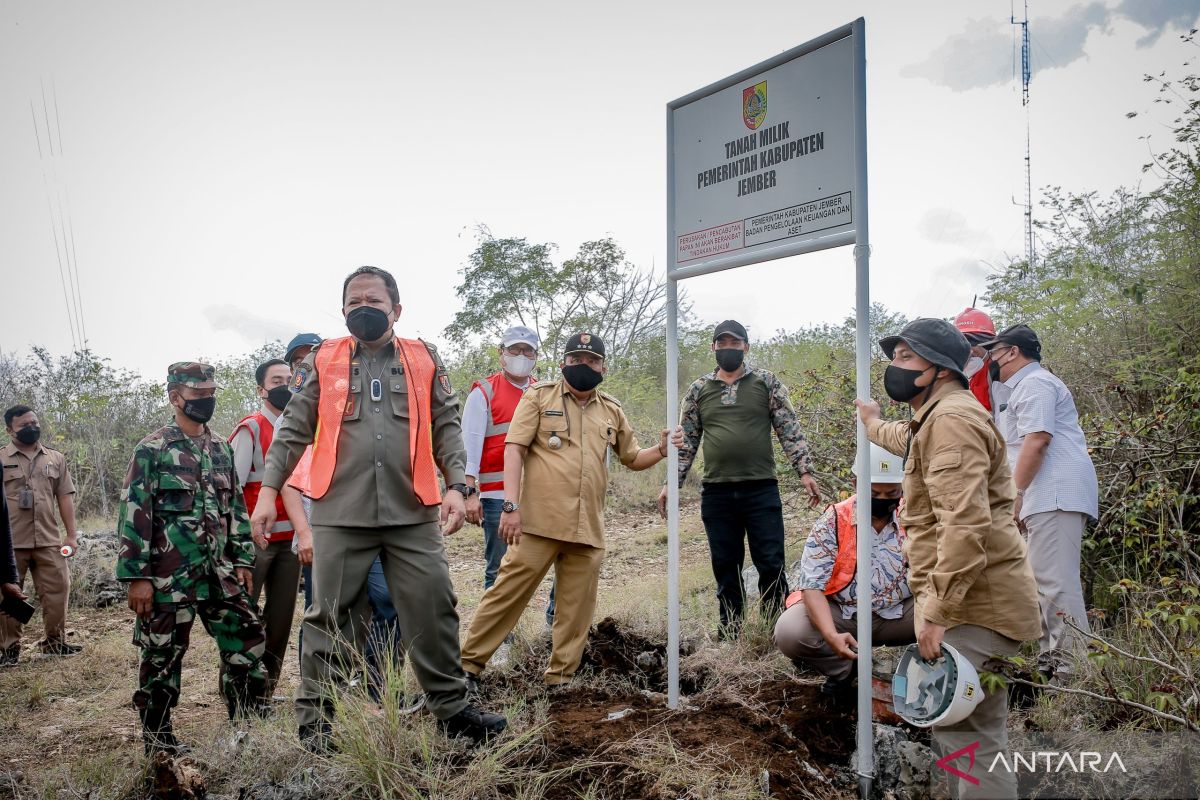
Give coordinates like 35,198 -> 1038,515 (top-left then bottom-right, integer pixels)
661,320 -> 822,638
116,362 -> 269,755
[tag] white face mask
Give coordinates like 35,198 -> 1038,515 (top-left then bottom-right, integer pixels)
964,356 -> 985,378
502,353 -> 536,379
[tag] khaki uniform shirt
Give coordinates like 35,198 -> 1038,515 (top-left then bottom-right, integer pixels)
262,340 -> 466,528
506,380 -> 642,549
1,443 -> 75,549
866,383 -> 1041,643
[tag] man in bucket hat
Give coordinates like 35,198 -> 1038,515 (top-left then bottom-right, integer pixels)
856,319 -> 1040,800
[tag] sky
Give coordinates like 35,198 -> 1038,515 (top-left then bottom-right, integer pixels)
1,0 -> 1197,380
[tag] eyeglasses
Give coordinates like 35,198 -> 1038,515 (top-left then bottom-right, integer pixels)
504,345 -> 536,357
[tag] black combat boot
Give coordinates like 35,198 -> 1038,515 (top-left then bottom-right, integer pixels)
298,721 -> 336,754
140,707 -> 189,756
438,704 -> 508,745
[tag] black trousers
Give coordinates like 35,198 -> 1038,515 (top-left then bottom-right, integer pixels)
699,480 -> 788,631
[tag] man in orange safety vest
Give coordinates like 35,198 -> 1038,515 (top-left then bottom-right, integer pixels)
773,443 -> 915,700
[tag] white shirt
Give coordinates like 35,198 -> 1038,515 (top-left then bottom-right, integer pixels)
231,406 -> 279,486
462,374 -> 532,500
998,362 -> 1099,520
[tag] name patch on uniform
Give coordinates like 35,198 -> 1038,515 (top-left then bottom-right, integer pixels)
291,367 -> 309,392
543,410 -> 564,417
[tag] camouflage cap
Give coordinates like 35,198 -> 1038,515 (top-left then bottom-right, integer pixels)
166,362 -> 217,389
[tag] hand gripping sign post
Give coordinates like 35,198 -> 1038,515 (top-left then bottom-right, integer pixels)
665,18 -> 875,797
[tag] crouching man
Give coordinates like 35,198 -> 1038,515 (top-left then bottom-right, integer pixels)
774,444 -> 914,700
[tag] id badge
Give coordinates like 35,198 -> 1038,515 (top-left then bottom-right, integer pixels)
18,487 -> 33,509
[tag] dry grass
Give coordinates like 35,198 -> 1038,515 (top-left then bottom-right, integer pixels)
0,493 -> 834,800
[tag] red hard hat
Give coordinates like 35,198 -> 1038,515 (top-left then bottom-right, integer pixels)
953,307 -> 996,336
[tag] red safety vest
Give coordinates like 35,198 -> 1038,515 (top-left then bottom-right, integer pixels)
783,497 -> 904,609
306,335 -> 442,505
969,360 -> 993,411
470,372 -> 530,493
230,411 -> 293,541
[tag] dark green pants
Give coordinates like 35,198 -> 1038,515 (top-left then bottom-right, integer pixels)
296,523 -> 468,726
134,594 -> 268,719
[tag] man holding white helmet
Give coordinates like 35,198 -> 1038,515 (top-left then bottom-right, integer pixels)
856,318 -> 1040,800
773,444 -> 914,700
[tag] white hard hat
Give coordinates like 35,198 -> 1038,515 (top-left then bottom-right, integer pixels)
852,443 -> 905,484
891,642 -> 983,727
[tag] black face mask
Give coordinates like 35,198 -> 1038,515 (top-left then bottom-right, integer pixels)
562,363 -> 603,392
871,496 -> 900,519
715,348 -> 745,372
884,364 -> 935,403
266,385 -> 292,411
346,306 -> 392,342
14,426 -> 40,445
180,396 -> 216,424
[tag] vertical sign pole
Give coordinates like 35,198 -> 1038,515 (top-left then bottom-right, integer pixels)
851,17 -> 874,800
666,278 -> 681,710
665,107 -> 681,711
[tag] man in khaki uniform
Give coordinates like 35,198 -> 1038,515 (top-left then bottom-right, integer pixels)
1,405 -> 82,664
252,266 -> 505,749
461,332 -> 671,689
856,318 -> 1041,800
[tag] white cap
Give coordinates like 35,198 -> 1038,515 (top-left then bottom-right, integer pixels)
852,443 -> 905,484
501,325 -> 540,350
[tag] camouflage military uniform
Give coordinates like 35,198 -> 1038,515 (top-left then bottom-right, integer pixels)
116,363 -> 268,740
675,364 -> 817,632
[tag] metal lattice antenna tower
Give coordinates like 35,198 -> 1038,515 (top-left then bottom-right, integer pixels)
1012,1 -> 1034,273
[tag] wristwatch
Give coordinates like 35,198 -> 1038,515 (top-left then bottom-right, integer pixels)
448,483 -> 469,496
461,484 -> 479,497
502,500 -> 520,513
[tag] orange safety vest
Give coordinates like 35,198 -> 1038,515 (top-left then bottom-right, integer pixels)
304,335 -> 442,505
470,372 -> 529,493
783,497 -> 905,609
230,411 -> 293,540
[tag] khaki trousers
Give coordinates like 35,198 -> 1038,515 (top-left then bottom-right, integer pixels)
934,624 -> 1022,800
461,532 -> 604,685
0,546 -> 70,649
296,523 -> 467,725
773,596 -> 915,680
1024,510 -> 1090,673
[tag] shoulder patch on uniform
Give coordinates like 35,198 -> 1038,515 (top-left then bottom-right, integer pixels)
439,372 -> 454,396
598,390 -> 623,408
291,367 -> 309,392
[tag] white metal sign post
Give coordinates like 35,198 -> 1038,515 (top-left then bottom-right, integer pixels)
665,18 -> 874,797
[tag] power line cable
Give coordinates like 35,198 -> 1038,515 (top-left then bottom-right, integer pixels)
63,187 -> 87,344
40,79 -> 55,158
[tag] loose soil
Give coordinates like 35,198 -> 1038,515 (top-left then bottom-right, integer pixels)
525,616 -> 856,800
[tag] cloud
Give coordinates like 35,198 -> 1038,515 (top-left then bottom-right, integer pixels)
204,304 -> 295,344
918,209 -> 995,248
903,1 -> 1198,91
900,17 -> 1014,91
1117,0 -> 1200,46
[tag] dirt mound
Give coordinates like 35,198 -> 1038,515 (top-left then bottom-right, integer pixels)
536,681 -> 854,799
519,618 -> 857,799
579,616 -> 709,694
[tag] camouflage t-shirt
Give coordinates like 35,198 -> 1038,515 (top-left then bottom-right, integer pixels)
675,366 -> 815,486
115,424 -> 254,605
